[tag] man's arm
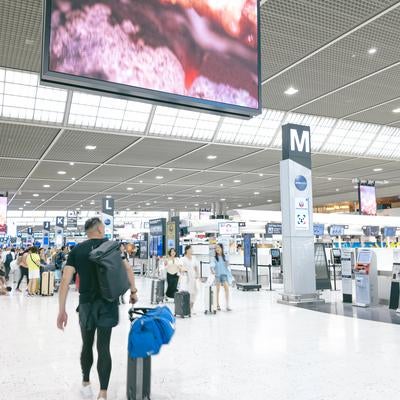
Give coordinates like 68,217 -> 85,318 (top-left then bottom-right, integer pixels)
123,259 -> 138,304
57,265 -> 75,330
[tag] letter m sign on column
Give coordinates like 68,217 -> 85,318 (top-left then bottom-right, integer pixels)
282,124 -> 311,169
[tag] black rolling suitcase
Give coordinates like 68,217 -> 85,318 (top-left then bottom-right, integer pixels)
151,279 -> 165,304
174,291 -> 191,318
127,308 -> 152,400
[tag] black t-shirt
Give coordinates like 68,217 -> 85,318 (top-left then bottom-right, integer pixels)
66,238 -> 108,304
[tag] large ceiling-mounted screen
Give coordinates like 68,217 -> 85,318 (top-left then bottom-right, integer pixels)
41,0 -> 261,119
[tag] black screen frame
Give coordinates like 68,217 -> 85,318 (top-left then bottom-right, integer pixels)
41,0 -> 262,119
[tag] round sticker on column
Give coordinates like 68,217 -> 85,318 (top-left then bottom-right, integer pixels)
294,175 -> 307,191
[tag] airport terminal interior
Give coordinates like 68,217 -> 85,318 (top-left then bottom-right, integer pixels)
2,0 -> 400,399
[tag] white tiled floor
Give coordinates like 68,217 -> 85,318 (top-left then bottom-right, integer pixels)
1,278 -> 400,400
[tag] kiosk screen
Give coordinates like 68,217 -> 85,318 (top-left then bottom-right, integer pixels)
358,251 -> 372,264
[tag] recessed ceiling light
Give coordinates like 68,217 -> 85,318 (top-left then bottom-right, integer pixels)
76,207 -> 80,211
71,177 -> 76,181
185,206 -> 187,209
335,188 -> 340,192
194,203 -> 199,207
126,208 -> 130,211
106,195 -> 112,199
25,201 -> 31,204
207,155 -> 217,160
168,168 -> 174,172
233,179 -> 241,183
220,183 -> 224,187
138,205 -> 141,208
373,168 -> 383,172
43,184 -> 50,188
127,187 -> 133,191
153,201 -> 157,204
393,108 -> 400,113
69,162 -> 75,166
85,145 -> 97,150
220,198 -> 226,201
284,87 -> 299,95
146,203 -> 151,206
195,189 -> 202,193
32,194 -> 39,197
254,192 -> 260,195
139,180 -> 143,184
155,176 -> 164,180
237,204 -> 242,207
259,173 -> 264,177
41,199 -> 45,202
90,201 -> 95,205
167,197 -> 173,200
327,177 -> 332,181
204,202 -> 208,205
383,180 -> 389,184
267,199 -> 272,203
57,170 -> 66,175
368,48 -> 377,55
248,203 -> 252,206
18,207 -> 23,210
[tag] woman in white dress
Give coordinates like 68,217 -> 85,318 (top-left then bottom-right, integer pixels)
180,245 -> 199,310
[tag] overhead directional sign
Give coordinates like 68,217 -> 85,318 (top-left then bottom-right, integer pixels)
56,216 -> 65,228
43,221 -> 51,231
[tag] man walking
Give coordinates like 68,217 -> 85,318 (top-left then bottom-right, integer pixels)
57,217 -> 138,400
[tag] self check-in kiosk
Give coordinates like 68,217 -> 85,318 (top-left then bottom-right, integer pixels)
354,249 -> 378,307
341,249 -> 355,303
389,249 -> 400,311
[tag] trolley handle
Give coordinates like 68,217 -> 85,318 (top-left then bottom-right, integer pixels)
128,307 -> 153,322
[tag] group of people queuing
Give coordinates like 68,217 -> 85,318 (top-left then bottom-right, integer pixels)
0,245 -> 70,296
163,243 -> 233,312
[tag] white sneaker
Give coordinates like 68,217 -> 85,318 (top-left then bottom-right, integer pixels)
80,384 -> 94,399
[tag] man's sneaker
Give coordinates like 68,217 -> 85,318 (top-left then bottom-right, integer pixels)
80,384 -> 94,399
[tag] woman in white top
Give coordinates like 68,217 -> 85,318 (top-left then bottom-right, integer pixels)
164,248 -> 182,299
180,245 -> 199,310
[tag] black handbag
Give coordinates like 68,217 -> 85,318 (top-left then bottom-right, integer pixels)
89,241 -> 130,302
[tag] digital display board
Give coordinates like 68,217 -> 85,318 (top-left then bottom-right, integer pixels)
42,0 -> 261,118
313,224 -> 324,236
265,223 -> 282,235
329,225 -> 345,236
362,226 -> 380,237
243,234 -> 252,268
219,222 -> 239,236
359,184 -> 377,216
0,197 -> 7,235
383,227 -> 397,237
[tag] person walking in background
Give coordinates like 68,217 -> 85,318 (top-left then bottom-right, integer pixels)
27,247 -> 41,296
180,245 -> 199,310
16,248 -> 29,292
4,247 -> 14,282
212,243 -> 232,312
165,248 -> 182,300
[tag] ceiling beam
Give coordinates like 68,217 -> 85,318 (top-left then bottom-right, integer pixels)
8,128 -> 66,206
290,60 -> 400,113
261,1 -> 400,85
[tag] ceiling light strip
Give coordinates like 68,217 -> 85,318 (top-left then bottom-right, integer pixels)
261,1 -> 400,85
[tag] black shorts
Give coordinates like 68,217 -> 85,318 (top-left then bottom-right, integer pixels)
78,299 -> 119,330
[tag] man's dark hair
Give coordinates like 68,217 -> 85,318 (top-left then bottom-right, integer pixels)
84,217 -> 102,233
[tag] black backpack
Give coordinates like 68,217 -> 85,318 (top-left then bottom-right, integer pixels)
89,241 -> 130,302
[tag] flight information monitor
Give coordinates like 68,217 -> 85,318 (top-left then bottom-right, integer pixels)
358,250 -> 372,264
42,0 -> 261,118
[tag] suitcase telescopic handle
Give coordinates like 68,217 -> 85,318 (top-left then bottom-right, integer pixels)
128,307 -> 153,321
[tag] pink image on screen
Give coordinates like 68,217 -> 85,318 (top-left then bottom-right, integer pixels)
49,0 -> 259,109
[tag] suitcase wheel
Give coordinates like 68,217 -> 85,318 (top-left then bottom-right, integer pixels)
213,310 -> 217,314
